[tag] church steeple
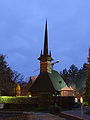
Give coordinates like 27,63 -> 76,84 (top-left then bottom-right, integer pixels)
38,20 -> 53,73
43,20 -> 48,56
38,20 -> 53,62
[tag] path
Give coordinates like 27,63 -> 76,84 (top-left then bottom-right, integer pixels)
0,111 -> 66,120
63,106 -> 90,120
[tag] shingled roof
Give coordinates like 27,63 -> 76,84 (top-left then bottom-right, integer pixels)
29,70 -> 67,92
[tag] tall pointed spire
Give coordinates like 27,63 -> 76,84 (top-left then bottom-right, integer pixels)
38,20 -> 53,62
43,20 -> 48,56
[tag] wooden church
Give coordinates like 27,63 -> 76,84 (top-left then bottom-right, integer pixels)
29,21 -> 68,97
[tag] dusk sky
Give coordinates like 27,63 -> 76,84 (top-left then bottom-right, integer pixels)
0,0 -> 90,81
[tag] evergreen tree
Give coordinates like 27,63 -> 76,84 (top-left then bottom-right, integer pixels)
0,55 -> 24,96
60,68 -> 69,85
76,63 -> 87,96
68,64 -> 78,83
60,64 -> 87,96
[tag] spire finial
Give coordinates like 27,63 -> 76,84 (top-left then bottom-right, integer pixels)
43,20 -> 48,56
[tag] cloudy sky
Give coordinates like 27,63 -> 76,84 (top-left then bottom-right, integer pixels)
0,0 -> 90,80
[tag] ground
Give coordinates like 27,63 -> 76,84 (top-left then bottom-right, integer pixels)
0,112 -> 65,120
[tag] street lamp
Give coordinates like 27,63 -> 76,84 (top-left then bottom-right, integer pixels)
80,97 -> 84,119
52,60 -> 60,69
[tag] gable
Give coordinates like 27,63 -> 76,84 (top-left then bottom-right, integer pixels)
29,70 -> 67,92
30,72 -> 55,92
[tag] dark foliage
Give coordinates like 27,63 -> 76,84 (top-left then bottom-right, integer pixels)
60,63 -> 87,96
0,54 -> 24,96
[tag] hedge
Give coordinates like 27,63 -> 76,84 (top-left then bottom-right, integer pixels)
0,96 -> 34,104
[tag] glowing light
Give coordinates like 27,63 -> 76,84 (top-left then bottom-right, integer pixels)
29,95 -> 32,97
80,97 -> 83,103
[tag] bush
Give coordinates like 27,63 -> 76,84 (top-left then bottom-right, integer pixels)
0,96 -> 32,103
48,105 -> 62,114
